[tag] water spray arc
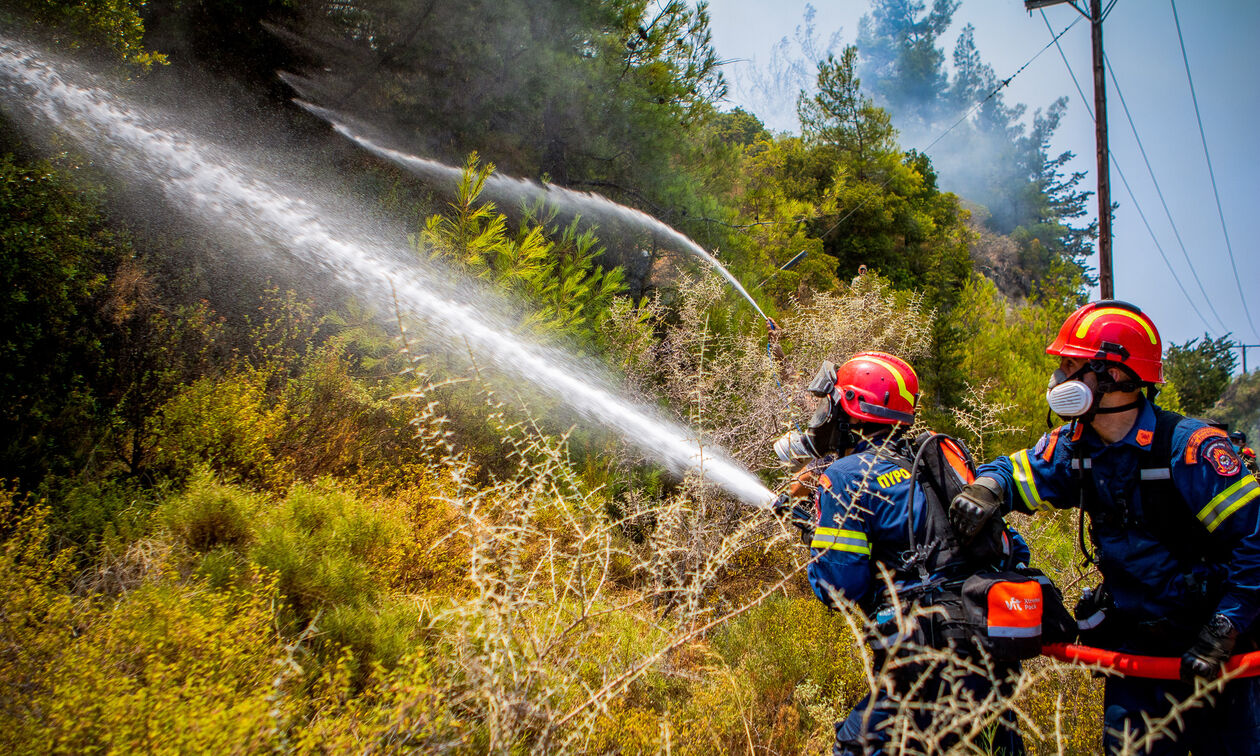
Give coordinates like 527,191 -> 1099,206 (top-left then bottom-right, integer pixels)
0,38 -> 774,508
295,101 -> 771,324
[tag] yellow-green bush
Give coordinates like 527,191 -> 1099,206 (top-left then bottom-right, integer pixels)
253,481 -> 408,616
32,580 -> 285,755
152,368 -> 290,490
150,337 -> 433,496
0,492 -> 77,747
158,467 -> 262,552
157,472 -> 433,675
0,489 -> 298,754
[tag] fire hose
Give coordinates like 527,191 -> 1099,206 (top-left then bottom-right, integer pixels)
1042,643 -> 1260,680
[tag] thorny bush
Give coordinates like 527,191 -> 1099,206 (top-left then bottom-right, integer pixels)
0,273 -> 1225,754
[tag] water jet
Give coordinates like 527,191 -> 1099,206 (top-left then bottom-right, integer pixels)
0,37 -> 774,508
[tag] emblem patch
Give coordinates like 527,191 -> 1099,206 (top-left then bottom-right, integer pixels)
1033,435 -> 1048,457
1038,427 -> 1062,462
1203,438 -> 1242,477
1185,426 -> 1228,463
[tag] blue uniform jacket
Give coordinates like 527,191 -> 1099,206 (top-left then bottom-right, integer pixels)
978,399 -> 1260,635
809,438 -> 1030,612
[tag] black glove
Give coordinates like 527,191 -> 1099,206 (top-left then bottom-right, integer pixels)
772,493 -> 816,545
949,476 -> 1004,542
1180,613 -> 1239,683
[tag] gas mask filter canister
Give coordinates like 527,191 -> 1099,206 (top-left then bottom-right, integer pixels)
1045,368 -> 1095,418
774,431 -> 819,464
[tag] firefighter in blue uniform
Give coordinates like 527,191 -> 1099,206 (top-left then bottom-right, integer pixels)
774,352 -> 1028,755
950,300 -> 1260,756
1230,431 -> 1259,479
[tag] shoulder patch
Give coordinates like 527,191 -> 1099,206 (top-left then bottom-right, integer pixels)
1201,437 -> 1242,477
818,473 -> 833,492
1038,428 -> 1063,462
1184,426 -> 1229,464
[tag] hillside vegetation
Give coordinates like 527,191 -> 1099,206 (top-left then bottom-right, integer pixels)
0,1 -> 1251,753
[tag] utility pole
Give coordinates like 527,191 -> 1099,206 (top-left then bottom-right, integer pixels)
1235,343 -> 1260,374
1026,0 -> 1115,299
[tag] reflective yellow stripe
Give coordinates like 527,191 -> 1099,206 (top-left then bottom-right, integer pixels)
1011,450 -> 1050,512
1076,307 -> 1157,344
861,355 -> 916,406
811,527 -> 871,555
1197,477 -> 1260,533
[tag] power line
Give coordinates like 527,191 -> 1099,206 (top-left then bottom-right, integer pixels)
1103,50 -> 1228,332
1040,11 -> 1219,336
1169,0 -> 1259,339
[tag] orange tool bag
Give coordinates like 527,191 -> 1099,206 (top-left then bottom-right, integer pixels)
960,571 -> 1047,660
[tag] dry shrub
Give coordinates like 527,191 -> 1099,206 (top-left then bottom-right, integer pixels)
336,367 -> 843,752
601,272 -> 932,479
780,273 -> 933,376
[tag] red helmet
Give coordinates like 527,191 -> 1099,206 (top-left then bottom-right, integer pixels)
1046,300 -> 1163,384
834,352 -> 919,425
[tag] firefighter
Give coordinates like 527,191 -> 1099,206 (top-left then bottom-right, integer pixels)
775,352 -> 1028,755
1230,431 -> 1259,478
950,300 -> 1260,755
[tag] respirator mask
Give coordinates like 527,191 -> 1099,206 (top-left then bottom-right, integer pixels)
1045,367 -> 1096,418
1045,361 -> 1143,420
773,361 -> 854,464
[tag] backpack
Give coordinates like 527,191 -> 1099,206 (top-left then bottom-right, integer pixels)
875,432 -> 1074,659
885,432 -> 1012,581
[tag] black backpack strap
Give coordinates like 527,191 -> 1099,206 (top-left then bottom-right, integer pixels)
1143,407 -> 1182,482
880,433 -> 1006,580
1139,408 -> 1213,560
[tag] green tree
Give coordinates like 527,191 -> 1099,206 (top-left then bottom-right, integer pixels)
6,0 -> 166,69
417,156 -> 626,345
287,0 -> 730,243
1164,334 -> 1239,417
798,46 -> 898,179
851,2 -> 1094,299
0,155 -> 222,509
855,0 -> 957,134
711,107 -> 769,148
0,156 -> 129,487
726,134 -> 840,304
1210,369 -> 1260,442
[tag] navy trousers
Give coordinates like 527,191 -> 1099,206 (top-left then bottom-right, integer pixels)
1102,675 -> 1260,755
833,665 -> 1025,755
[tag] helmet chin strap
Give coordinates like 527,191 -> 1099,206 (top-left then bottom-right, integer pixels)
1079,361 -> 1144,420
1091,398 -> 1142,415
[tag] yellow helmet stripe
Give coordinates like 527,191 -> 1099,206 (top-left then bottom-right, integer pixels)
861,355 -> 916,406
1076,308 -> 1157,345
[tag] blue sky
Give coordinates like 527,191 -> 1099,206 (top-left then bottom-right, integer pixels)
706,0 -> 1260,366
